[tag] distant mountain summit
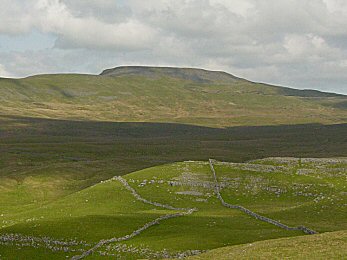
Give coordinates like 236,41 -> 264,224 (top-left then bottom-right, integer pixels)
0,65 -> 345,127
100,66 -> 344,98
100,66 -> 242,84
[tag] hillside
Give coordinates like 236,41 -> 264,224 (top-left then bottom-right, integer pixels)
0,66 -> 346,127
1,66 -> 346,259
188,230 -> 347,260
0,158 -> 346,259
1,115 -> 346,211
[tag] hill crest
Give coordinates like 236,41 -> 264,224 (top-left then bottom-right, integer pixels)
100,66 -> 242,84
100,66 -> 344,98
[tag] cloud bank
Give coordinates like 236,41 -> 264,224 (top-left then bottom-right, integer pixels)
0,0 -> 346,93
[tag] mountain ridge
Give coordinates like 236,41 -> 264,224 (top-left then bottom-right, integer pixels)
100,66 -> 345,97
100,65 -> 242,84
2,66 -> 344,97
0,65 -> 346,127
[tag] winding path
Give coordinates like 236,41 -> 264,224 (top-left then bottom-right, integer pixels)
71,177 -> 197,260
209,159 -> 317,235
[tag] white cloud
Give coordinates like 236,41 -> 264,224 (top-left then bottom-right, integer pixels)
0,0 -> 157,50
0,0 -> 346,93
210,0 -> 255,17
0,0 -> 36,34
323,0 -> 347,14
0,64 -> 13,78
284,34 -> 329,57
36,0 -> 157,50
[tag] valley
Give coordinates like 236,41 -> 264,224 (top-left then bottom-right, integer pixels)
0,67 -> 346,259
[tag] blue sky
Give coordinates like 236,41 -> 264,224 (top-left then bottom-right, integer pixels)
0,30 -> 55,52
0,0 -> 346,94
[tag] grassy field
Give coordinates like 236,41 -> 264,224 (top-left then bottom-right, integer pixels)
214,158 -> 347,232
189,230 -> 347,260
0,67 -> 346,127
0,158 -> 346,259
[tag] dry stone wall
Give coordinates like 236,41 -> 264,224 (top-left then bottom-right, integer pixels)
116,176 -> 192,211
209,159 -> 317,235
71,177 -> 197,260
218,161 -> 290,174
0,233 -> 90,253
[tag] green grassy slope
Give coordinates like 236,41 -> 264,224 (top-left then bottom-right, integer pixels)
1,115 -> 346,212
0,178 -> 171,259
0,159 -> 346,259
188,230 -> 347,260
213,158 -> 347,233
0,67 -> 346,127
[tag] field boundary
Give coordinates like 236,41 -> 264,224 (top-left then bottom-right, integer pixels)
209,159 -> 317,235
116,176 -> 192,211
71,177 -> 197,260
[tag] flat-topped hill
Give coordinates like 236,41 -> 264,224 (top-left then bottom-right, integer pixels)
0,66 -> 346,127
100,66 -> 242,84
100,66 -> 343,98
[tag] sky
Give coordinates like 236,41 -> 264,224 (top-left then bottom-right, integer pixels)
0,0 -> 347,94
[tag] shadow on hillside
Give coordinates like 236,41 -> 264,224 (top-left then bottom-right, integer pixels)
1,115 -> 346,161
0,114 -> 346,194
